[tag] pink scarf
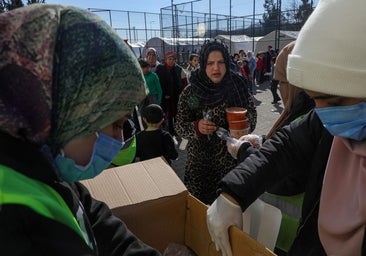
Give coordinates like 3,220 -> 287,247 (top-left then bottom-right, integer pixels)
319,137 -> 366,255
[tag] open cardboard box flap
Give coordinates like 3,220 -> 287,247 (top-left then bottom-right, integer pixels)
81,157 -> 276,256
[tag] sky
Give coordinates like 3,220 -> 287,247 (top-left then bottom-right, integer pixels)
44,0 -> 319,43
45,0 -> 319,18
46,0 -> 260,16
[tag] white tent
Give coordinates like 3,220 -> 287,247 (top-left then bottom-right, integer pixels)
214,34 -> 262,55
255,30 -> 299,53
143,37 -> 207,63
126,41 -> 145,58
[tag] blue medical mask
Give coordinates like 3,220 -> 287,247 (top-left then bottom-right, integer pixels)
315,101 -> 366,141
55,132 -> 124,182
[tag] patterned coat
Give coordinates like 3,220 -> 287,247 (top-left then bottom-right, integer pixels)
175,69 -> 257,204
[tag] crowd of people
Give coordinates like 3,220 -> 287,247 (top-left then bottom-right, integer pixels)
2,0 -> 366,255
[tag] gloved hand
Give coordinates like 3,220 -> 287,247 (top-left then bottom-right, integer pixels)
238,134 -> 263,149
226,138 -> 245,159
207,194 -> 243,256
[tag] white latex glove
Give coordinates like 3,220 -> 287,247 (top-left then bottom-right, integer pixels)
238,134 -> 263,149
207,194 -> 243,256
226,138 -> 245,159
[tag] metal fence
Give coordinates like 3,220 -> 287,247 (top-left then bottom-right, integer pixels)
89,1 -> 304,62
89,4 -> 267,44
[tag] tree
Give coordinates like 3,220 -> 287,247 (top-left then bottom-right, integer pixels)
0,0 -> 23,12
0,0 -> 44,12
250,0 -> 315,36
27,0 -> 45,4
295,0 -> 313,26
0,1 -> 5,12
260,0 -> 287,35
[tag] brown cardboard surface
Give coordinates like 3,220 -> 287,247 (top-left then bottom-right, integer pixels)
113,192 -> 188,252
185,194 -> 221,256
81,157 -> 189,252
229,226 -> 277,256
81,157 -> 276,256
82,157 -> 187,208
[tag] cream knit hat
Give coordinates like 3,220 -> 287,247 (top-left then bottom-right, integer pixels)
287,0 -> 366,98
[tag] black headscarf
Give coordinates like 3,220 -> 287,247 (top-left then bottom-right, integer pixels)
199,39 -> 231,77
189,39 -> 249,108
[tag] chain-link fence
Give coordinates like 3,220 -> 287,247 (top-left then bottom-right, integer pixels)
89,1 -> 305,63
89,6 -> 264,43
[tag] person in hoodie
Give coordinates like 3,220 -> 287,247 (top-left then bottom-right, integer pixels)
0,4 -> 160,255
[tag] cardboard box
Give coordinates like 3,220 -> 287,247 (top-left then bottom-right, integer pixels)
81,157 -> 276,256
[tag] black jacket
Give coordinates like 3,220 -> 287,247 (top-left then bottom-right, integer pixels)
0,132 -> 161,256
220,110 -> 334,255
135,129 -> 178,165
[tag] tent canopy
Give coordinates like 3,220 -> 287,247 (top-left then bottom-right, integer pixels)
126,41 -> 145,58
140,30 -> 299,62
214,30 -> 299,55
255,30 -> 299,53
214,34 -> 262,55
143,37 -> 207,63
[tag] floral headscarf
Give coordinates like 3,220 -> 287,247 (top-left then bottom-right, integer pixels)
0,4 -> 146,153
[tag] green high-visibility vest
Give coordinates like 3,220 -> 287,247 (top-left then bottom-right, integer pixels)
112,135 -> 137,166
0,164 -> 88,244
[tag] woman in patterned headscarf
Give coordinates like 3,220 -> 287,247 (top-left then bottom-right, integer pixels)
174,39 -> 257,205
0,4 -> 160,255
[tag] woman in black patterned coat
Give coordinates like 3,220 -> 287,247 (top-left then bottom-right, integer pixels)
174,39 -> 257,204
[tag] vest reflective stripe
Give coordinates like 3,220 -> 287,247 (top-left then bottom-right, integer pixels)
0,164 -> 87,244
